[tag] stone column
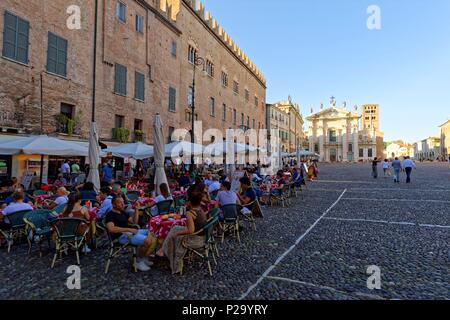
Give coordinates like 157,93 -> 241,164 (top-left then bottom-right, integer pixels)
353,125 -> 359,162
342,126 -> 348,162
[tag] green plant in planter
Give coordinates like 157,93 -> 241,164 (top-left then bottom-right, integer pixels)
134,129 -> 144,142
54,113 -> 81,136
113,128 -> 130,143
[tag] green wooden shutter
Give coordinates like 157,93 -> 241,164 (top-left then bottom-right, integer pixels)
47,32 -> 57,74
16,17 -> 29,63
115,64 -> 127,95
169,87 -> 176,111
2,12 -> 17,59
135,72 -> 145,101
57,36 -> 68,76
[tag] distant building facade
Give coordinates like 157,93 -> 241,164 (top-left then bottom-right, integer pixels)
414,137 -> 441,161
386,142 -> 414,159
439,119 -> 450,160
306,99 -> 383,162
266,96 -> 304,154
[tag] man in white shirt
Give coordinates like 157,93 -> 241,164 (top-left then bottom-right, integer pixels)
402,157 -> 417,184
1,191 -> 33,229
61,160 -> 71,181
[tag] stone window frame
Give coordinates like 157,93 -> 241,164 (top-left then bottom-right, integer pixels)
116,1 -> 127,23
221,70 -> 229,88
209,97 -> 215,117
222,103 -> 227,121
188,45 -> 197,65
135,14 -> 144,34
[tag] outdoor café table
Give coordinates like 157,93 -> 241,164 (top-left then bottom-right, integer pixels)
148,215 -> 187,240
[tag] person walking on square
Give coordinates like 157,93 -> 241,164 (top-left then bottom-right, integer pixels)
382,159 -> 390,178
371,157 -> 381,179
391,157 -> 402,183
402,156 -> 416,184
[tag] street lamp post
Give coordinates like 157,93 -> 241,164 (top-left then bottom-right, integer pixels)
190,55 -> 205,173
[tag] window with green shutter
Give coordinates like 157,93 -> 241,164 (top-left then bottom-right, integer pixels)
134,71 -> 145,101
2,11 -> 29,64
47,32 -> 68,77
114,63 -> 127,96
169,87 -> 176,112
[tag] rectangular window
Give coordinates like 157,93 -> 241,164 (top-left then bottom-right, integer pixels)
314,144 -> 319,153
368,148 -> 373,158
168,87 -> 176,112
209,97 -> 215,117
114,63 -> 127,96
241,113 -> 244,126
168,126 -> 175,143
255,96 -> 259,107
206,60 -> 214,77
134,119 -> 142,131
47,32 -> 68,77
359,148 -> 364,158
187,86 -> 193,108
2,11 -> 30,64
245,89 -> 249,102
117,1 -> 126,22
348,143 -> 353,152
58,103 -> 75,134
252,119 -> 255,129
247,116 -> 250,128
134,71 -> 145,101
115,115 -> 125,128
188,45 -> 197,64
233,81 -> 239,94
222,104 -> 226,121
233,109 -> 237,125
135,15 -> 144,33
171,41 -> 177,57
221,71 -> 228,87
329,130 -> 337,143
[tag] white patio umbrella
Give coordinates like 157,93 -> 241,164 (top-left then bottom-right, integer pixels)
0,135 -> 89,156
204,142 -> 247,157
153,114 -> 168,196
165,141 -> 204,158
105,142 -> 154,160
87,123 -> 101,191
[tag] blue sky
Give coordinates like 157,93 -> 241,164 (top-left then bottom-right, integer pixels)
201,0 -> 450,143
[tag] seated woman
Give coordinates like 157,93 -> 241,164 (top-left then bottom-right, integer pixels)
150,183 -> 173,216
45,187 -> 69,210
61,193 -> 92,253
156,191 -> 207,274
78,182 -> 97,201
271,172 -> 285,196
106,197 -> 157,272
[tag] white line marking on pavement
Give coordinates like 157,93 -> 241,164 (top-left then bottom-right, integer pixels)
266,276 -> 386,300
341,197 -> 450,204
323,217 -> 450,229
238,189 -> 348,300
345,188 -> 450,193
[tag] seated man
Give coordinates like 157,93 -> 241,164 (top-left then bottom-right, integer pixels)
97,186 -> 114,219
45,187 -> 69,210
105,198 -> 157,272
207,176 -> 221,195
237,176 -> 256,214
1,191 -> 34,231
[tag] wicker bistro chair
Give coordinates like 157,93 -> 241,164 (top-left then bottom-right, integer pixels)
0,209 -> 32,253
237,201 -> 258,231
23,210 -> 53,257
145,200 -> 175,219
50,218 -> 89,268
181,217 -> 220,276
219,204 -> 240,243
104,220 -> 139,274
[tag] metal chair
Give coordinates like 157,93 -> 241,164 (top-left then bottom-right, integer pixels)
219,204 -> 240,243
0,209 -> 32,253
23,210 -> 53,257
104,221 -> 138,274
50,218 -> 89,268
146,200 -> 174,218
181,217 -> 220,276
